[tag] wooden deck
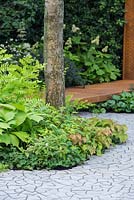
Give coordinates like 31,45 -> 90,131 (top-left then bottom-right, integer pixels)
65,80 -> 134,103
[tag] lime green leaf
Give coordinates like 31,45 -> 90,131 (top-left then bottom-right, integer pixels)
3,111 -> 16,122
13,104 -> 25,111
28,114 -> 43,123
0,133 -> 19,147
15,111 -> 27,126
12,131 -> 30,143
9,134 -> 19,147
0,134 -> 10,145
0,129 -> 3,134
0,104 -> 16,110
0,122 -> 10,129
96,70 -> 104,75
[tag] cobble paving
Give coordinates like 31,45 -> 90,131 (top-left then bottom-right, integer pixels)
0,113 -> 134,200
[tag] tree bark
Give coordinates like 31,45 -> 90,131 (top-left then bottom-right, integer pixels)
44,0 -> 65,108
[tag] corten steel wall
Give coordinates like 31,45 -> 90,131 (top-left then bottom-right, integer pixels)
123,0 -> 134,79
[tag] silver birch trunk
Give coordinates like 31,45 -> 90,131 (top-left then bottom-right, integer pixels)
44,0 -> 65,108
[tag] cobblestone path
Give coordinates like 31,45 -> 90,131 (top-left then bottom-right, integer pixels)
0,113 -> 134,200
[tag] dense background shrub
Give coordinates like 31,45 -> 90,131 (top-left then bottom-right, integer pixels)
64,0 -> 125,69
0,0 -> 44,44
0,0 -> 125,67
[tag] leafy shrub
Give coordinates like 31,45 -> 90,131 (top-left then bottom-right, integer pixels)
0,100 -> 128,170
64,31 -> 120,84
0,0 -> 125,73
0,0 -> 44,44
0,103 -> 44,147
0,48 -> 44,103
64,0 -> 125,69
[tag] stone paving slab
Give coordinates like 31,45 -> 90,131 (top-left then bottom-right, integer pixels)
0,113 -> 134,200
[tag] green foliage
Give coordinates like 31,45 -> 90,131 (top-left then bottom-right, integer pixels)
0,103 -> 44,147
0,163 -> 8,172
64,0 -> 125,69
0,48 -> 44,103
0,100 -> 128,170
0,0 -> 125,72
99,91 -> 134,113
76,91 -> 134,113
64,32 -> 120,84
81,45 -> 120,83
0,0 -> 44,44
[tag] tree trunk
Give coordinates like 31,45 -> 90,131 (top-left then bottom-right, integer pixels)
44,0 -> 65,108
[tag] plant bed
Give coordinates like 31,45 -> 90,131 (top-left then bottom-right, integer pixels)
0,100 -> 128,171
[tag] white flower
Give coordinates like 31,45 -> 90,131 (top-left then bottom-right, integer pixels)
102,46 -> 108,53
91,35 -> 100,45
23,43 -> 30,49
72,24 -> 80,33
65,37 -> 72,48
0,44 -> 5,48
63,24 -> 66,29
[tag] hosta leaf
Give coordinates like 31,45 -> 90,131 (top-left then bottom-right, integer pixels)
28,113 -> 43,123
96,70 -> 104,75
13,104 -> 25,111
8,120 -> 16,125
12,131 -> 30,143
0,104 -> 16,110
0,122 -> 10,129
0,129 -> 3,134
0,134 -> 10,145
9,134 -> 19,147
110,73 -> 116,80
14,111 -> 27,126
3,111 -> 16,122
0,133 -> 19,147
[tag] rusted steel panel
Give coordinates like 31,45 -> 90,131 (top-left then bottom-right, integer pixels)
123,0 -> 134,79
66,80 -> 134,103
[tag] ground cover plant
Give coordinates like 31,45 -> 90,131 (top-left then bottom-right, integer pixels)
70,91 -> 134,114
97,91 -> 134,113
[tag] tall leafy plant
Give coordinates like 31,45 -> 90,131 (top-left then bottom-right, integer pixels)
0,103 -> 44,147
64,30 -> 120,84
0,48 -> 44,103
